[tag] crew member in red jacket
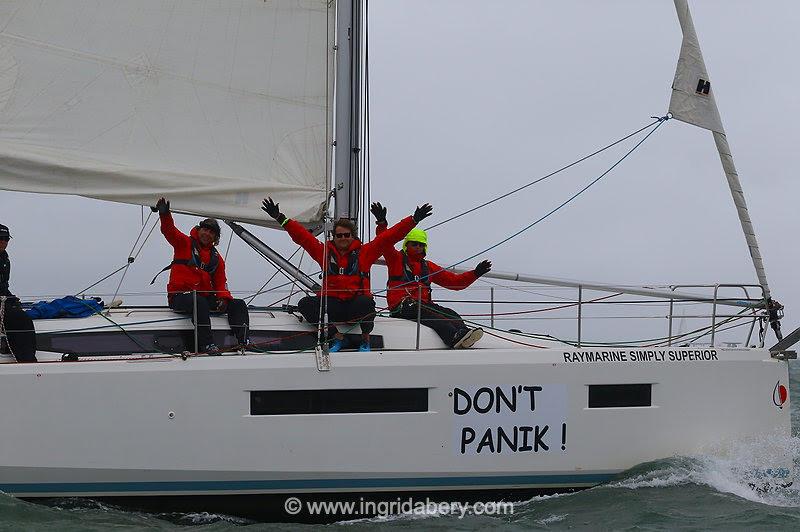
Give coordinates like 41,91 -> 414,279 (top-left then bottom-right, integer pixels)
155,198 -> 249,354
262,197 -> 432,352
372,202 -> 491,349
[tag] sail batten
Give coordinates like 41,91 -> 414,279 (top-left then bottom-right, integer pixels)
0,0 -> 334,226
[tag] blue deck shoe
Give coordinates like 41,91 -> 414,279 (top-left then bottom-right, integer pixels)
358,341 -> 371,352
329,338 -> 346,352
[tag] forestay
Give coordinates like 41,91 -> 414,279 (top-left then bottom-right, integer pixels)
0,0 -> 333,226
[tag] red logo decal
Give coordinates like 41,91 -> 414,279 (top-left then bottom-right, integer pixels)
773,381 -> 788,408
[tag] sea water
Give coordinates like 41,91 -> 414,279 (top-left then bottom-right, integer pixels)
2,363 -> 800,531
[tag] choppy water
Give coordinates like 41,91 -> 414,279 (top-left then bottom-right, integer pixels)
2,363 -> 800,531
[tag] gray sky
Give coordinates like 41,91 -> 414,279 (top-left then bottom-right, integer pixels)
1,1 -> 797,344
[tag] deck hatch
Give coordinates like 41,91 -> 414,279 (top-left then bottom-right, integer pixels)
588,384 -> 651,408
250,388 -> 428,415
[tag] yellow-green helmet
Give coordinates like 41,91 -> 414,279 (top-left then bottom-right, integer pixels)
403,228 -> 428,253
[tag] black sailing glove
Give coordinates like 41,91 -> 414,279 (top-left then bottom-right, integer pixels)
413,203 -> 433,223
261,197 -> 287,225
370,202 -> 387,224
154,197 -> 170,215
474,260 -> 492,277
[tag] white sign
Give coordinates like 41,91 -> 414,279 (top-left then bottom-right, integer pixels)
451,384 -> 568,455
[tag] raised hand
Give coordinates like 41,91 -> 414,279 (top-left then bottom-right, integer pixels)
413,203 -> 433,223
261,197 -> 286,224
155,197 -> 170,215
474,260 -> 492,277
370,202 -> 387,223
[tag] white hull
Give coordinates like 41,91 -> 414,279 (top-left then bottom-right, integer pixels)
0,311 -> 790,507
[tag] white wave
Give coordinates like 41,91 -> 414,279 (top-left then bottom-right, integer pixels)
612,463 -> 695,490
338,512 -> 435,525
536,513 -> 567,524
171,511 -> 252,525
692,433 -> 800,507
513,490 -> 573,508
608,432 -> 800,508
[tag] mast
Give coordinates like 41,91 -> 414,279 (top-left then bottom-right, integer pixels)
333,0 -> 363,227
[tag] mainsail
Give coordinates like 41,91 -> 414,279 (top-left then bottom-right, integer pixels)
669,0 -> 771,299
0,0 -> 333,226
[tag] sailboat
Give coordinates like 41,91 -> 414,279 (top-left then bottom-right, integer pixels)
0,0 -> 793,522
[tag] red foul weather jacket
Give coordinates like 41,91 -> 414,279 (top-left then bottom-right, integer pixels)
283,216 -> 417,300
160,212 -> 233,301
376,222 -> 477,310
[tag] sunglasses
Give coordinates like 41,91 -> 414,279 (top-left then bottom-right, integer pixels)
333,232 -> 352,239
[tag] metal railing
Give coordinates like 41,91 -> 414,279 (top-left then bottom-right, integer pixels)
432,282 -> 769,349
26,282 -> 772,354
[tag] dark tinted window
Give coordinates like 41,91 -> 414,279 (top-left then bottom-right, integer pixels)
251,388 -> 428,415
588,384 -> 651,408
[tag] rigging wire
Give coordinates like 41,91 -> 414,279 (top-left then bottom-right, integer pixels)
425,117 -> 667,231
368,114 -> 671,300
457,303 -> 752,349
223,225 -> 234,261
110,214 -> 159,303
74,264 -> 132,297
474,276 -> 584,303
440,115 -> 671,271
245,247 -> 303,305
76,212 -> 158,296
286,249 -> 307,306
459,292 -> 621,317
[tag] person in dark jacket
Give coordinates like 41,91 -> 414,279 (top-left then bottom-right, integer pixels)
155,198 -> 249,355
372,203 -> 491,348
0,224 -> 37,362
262,197 -> 433,352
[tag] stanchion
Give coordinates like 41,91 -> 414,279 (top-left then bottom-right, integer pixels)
192,290 -> 199,353
415,285 -> 422,350
490,287 -> 495,328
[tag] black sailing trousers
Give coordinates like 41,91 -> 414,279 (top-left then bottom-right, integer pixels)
169,293 -> 249,349
390,300 -> 468,347
1,299 -> 37,362
297,295 -> 376,335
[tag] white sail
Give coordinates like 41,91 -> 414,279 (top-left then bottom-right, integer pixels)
668,0 -> 723,133
669,0 -> 771,299
0,0 -> 333,226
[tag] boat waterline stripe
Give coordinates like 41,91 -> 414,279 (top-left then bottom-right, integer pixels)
0,473 -> 615,494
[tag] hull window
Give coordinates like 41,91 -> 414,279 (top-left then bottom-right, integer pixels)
588,384 -> 652,408
250,388 -> 428,415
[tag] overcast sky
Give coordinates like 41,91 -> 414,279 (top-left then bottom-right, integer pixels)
0,1 -> 797,345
